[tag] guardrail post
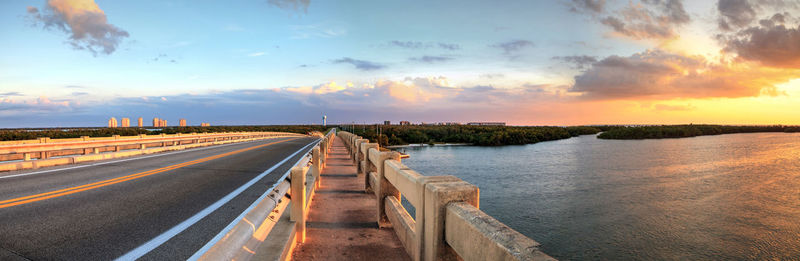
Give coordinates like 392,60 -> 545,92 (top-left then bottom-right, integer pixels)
312,147 -> 321,189
93,148 -> 100,154
113,135 -> 120,140
140,144 -> 146,150
290,166 -> 307,243
423,181 -> 479,261
354,139 -> 367,173
360,143 -> 378,176
114,146 -> 121,152
374,151 -> 401,227
40,151 -> 49,159
23,153 -> 31,161
38,137 -> 49,143
81,136 -> 90,141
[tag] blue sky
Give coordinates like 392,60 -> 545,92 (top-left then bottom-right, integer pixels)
1,0 -> 799,127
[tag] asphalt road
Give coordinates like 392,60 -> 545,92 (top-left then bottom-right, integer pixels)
0,136 -> 319,260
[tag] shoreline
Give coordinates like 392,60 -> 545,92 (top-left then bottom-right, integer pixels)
385,143 -> 471,149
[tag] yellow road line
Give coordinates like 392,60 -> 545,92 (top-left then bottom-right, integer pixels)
0,137 -> 300,209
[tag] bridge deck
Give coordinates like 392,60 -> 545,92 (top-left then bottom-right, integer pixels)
292,136 -> 410,261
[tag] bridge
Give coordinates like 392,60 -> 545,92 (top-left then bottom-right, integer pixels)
0,129 -> 554,260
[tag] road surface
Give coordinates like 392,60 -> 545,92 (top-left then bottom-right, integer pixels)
0,136 -> 318,260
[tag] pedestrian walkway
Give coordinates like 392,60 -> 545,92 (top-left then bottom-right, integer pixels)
291,136 -> 410,261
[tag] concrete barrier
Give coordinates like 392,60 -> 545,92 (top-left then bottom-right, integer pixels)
335,130 -> 555,261
194,129 -> 335,261
0,132 -> 304,172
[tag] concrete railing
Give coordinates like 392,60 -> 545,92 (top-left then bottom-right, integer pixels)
337,131 -> 555,261
0,132 -> 304,172
193,129 -> 336,261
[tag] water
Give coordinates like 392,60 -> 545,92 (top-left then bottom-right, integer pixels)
400,133 -> 800,260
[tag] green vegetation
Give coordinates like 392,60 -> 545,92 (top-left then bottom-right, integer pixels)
0,125 -> 328,141
597,125 -> 800,140
340,125 -> 603,146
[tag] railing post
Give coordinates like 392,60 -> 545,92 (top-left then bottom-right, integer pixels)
23,153 -> 31,161
360,143 -> 378,176
290,166 -> 307,243
312,147 -> 321,190
354,139 -> 367,173
374,151 -> 401,227
423,181 -> 479,261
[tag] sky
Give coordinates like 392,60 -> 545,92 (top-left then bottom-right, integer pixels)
1,0 -> 799,127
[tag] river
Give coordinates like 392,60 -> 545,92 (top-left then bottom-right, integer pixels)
400,132 -> 800,260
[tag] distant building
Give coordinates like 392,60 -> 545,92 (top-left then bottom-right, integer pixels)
108,117 -> 118,128
467,122 -> 506,126
153,117 -> 160,127
444,122 -> 461,125
137,117 -> 143,127
121,118 -> 130,127
384,121 -> 391,125
179,118 -> 187,127
201,122 -> 210,127
160,119 -> 167,127
323,115 -> 327,126
399,121 -> 411,126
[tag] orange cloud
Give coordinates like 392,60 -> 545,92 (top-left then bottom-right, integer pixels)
571,49 -> 800,100
27,0 -> 129,55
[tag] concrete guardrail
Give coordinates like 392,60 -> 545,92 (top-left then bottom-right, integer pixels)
337,130 -> 555,261
192,129 -> 336,261
0,132 -> 304,172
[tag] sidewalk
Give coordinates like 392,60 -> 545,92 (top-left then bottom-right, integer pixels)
291,136 -> 410,261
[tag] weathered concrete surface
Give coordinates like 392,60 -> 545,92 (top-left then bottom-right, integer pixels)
445,202 -> 555,261
292,136 -> 409,261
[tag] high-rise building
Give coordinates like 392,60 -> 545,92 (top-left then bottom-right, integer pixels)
201,122 -> 210,127
161,119 -> 167,127
179,118 -> 187,127
121,118 -> 130,127
399,121 -> 411,126
384,121 -> 391,125
153,117 -> 160,127
323,115 -> 327,126
108,117 -> 118,128
138,117 -> 143,127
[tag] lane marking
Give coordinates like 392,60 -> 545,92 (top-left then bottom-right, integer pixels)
0,138 -> 301,209
188,139 -> 319,260
116,140 -> 317,261
0,137 -> 287,180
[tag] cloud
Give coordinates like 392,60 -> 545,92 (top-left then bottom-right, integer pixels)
267,0 -> 310,13
27,0 -> 129,55
569,0 -> 606,13
387,41 -> 461,50
553,55 -> 598,69
332,57 -> 386,71
409,55 -> 454,63
717,0 -> 757,30
722,13 -> 800,68
570,49 -> 798,100
599,0 -> 690,40
290,23 -> 346,39
491,40 -> 534,55
652,103 -> 696,111
248,52 -> 267,57
0,92 -> 23,97
480,73 -> 505,79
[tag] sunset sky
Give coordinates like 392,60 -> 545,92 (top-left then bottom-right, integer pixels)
1,0 -> 799,127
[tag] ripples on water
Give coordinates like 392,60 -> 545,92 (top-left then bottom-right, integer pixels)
400,133 -> 800,260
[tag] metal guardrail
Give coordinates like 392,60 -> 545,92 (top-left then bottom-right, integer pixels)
193,129 -> 336,261
337,130 -> 555,261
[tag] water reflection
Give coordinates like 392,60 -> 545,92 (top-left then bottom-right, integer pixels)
401,133 -> 800,260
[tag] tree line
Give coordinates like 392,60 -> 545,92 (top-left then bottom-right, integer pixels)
339,125 -> 604,146
597,125 -> 800,139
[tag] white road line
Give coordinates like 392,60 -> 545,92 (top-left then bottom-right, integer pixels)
187,139 -> 319,260
115,140 -> 318,261
0,137 -> 289,180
